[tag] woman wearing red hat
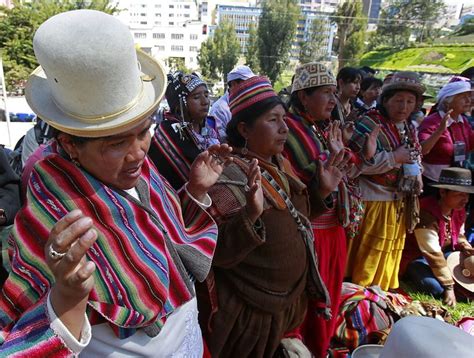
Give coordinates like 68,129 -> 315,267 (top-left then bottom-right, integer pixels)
198,76 -> 333,357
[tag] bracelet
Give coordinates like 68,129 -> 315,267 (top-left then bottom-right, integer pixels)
444,285 -> 454,291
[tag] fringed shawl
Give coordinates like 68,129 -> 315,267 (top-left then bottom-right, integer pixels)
1,145 -> 217,340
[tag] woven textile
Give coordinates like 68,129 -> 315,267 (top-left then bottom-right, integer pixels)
0,143 -> 217,354
229,76 -> 277,118
291,62 -> 336,93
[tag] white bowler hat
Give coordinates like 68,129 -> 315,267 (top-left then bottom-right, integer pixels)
351,316 -> 474,358
25,10 -> 166,138
227,65 -> 256,83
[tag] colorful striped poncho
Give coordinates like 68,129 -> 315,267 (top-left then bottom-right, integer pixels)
0,145 -> 217,356
149,114 -> 220,191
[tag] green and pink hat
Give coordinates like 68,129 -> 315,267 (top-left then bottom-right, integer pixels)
229,76 -> 278,118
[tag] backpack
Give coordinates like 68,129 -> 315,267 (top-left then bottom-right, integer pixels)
8,119 -> 53,177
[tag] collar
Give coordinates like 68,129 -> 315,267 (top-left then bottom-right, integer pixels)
439,110 -> 464,127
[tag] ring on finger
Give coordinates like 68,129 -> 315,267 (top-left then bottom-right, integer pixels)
49,245 -> 66,260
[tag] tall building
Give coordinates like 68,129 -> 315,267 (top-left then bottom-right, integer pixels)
362,0 -> 382,23
216,4 -> 335,62
115,0 -> 209,70
216,5 -> 262,52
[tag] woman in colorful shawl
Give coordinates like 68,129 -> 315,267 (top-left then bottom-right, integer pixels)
148,71 -> 223,190
418,76 -> 474,195
199,76 -> 333,357
347,71 -> 425,292
283,62 -> 378,358
0,10 -> 231,357
402,168 -> 474,307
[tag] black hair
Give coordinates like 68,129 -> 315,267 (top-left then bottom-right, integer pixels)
460,66 -> 474,81
359,66 -> 376,75
288,87 -> 319,113
360,77 -> 383,92
378,89 -> 419,117
226,96 -> 286,148
336,67 -> 362,84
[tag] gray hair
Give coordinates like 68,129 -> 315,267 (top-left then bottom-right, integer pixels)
438,95 -> 454,112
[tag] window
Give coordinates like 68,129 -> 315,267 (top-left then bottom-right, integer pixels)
155,13 -> 161,17
169,5 -> 174,8
156,45 -> 165,51
189,46 -> 198,51
171,45 -> 184,51
184,14 -> 190,18
190,34 -> 198,40
134,33 -> 146,39
184,5 -> 190,9
153,33 -> 165,39
169,13 -> 174,17
169,21 -> 174,25
171,33 -> 184,40
140,21 -> 147,25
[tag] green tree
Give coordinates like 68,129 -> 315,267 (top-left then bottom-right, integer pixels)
258,0 -> 300,84
454,17 -> 474,36
0,0 -> 120,94
333,0 -> 367,68
299,16 -> 328,63
197,20 -> 240,87
371,0 -> 445,49
245,23 -> 260,73
165,57 -> 191,74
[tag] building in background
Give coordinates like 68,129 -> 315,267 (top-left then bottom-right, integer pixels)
216,4 -> 261,52
362,0 -> 382,24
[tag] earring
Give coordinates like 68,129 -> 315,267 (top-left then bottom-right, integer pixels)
71,157 -> 81,167
241,139 -> 248,155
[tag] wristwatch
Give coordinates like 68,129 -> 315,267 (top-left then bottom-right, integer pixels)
0,209 -> 6,226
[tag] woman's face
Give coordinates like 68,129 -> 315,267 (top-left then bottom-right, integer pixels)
383,91 -> 417,122
339,78 -> 361,99
441,189 -> 469,211
185,84 -> 210,123
59,119 -> 152,190
299,85 -> 337,121
240,104 -> 288,160
449,92 -> 472,114
362,83 -> 382,104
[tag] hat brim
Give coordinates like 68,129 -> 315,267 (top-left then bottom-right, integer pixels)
382,83 -> 426,99
429,183 -> 474,194
447,251 -> 474,292
25,50 -> 166,138
437,87 -> 473,103
351,344 -> 384,358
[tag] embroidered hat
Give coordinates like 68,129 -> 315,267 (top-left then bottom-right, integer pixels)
437,76 -> 472,104
165,72 -> 207,112
291,62 -> 336,93
25,10 -> 166,138
381,71 -> 426,100
229,76 -> 278,118
447,252 -> 474,292
227,65 -> 256,83
429,167 -> 474,194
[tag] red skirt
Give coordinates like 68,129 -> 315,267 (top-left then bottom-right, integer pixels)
302,223 -> 347,358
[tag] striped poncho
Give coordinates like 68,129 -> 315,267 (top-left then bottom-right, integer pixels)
0,145 -> 217,356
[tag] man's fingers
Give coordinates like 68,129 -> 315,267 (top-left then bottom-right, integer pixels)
57,228 -> 98,271
52,217 -> 94,253
50,210 -> 84,237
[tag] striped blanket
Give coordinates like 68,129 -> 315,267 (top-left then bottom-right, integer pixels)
0,144 -> 217,355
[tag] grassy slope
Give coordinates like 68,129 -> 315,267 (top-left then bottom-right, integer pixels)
359,46 -> 474,74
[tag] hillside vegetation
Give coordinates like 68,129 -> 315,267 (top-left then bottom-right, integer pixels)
359,45 -> 474,74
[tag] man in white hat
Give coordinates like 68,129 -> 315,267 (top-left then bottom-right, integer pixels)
209,65 -> 255,140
